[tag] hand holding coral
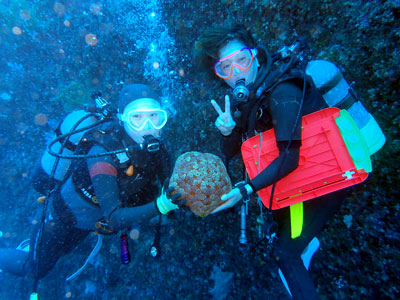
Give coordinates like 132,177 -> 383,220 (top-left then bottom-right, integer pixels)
156,185 -> 187,215
212,188 -> 242,213
212,183 -> 253,214
211,95 -> 236,136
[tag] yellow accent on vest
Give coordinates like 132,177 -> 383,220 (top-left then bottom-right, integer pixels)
37,196 -> 46,204
126,165 -> 134,176
290,202 -> 303,239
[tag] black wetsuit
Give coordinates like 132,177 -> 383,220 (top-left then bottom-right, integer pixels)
0,121 -> 169,279
222,73 -> 346,299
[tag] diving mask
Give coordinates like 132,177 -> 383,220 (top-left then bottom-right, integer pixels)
119,98 -> 168,131
214,47 -> 255,79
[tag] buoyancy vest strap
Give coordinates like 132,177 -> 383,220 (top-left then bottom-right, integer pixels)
317,69 -> 357,110
336,91 -> 356,110
290,202 -> 303,239
54,124 -> 78,152
318,70 -> 343,95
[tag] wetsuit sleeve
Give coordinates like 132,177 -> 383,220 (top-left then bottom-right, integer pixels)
269,81 -> 303,142
249,81 -> 303,191
220,127 -> 242,161
87,145 -> 120,216
249,141 -> 300,191
87,145 -> 159,231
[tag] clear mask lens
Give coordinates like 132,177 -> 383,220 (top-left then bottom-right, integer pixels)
214,48 -> 254,79
121,109 -> 167,131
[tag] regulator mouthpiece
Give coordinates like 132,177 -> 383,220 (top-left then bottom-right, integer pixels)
233,79 -> 249,103
142,135 -> 160,152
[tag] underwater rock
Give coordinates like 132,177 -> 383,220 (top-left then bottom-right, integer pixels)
169,151 -> 231,217
209,264 -> 234,300
55,80 -> 92,112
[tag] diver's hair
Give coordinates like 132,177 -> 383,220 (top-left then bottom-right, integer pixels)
194,23 -> 255,78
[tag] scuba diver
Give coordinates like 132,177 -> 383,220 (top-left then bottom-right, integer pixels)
194,23 -> 356,300
0,84 -> 186,285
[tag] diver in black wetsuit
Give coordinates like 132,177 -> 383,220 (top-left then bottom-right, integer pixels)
0,83 -> 186,279
195,24 -> 347,300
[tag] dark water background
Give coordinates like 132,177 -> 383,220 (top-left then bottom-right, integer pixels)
0,0 -> 399,299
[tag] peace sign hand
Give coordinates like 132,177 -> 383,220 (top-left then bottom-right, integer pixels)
211,95 -> 236,136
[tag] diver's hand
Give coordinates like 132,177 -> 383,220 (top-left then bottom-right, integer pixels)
212,183 -> 253,214
156,186 -> 187,214
211,95 -> 236,136
212,188 -> 242,213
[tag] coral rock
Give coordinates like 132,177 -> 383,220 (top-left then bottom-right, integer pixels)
169,152 -> 231,217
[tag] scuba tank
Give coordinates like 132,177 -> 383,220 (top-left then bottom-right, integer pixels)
40,91 -> 114,183
306,60 -> 386,155
40,110 -> 98,182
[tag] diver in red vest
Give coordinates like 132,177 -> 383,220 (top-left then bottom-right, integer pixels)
0,84 -> 186,286
195,23 -> 350,299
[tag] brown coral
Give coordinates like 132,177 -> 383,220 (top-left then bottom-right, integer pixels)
169,152 -> 232,217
